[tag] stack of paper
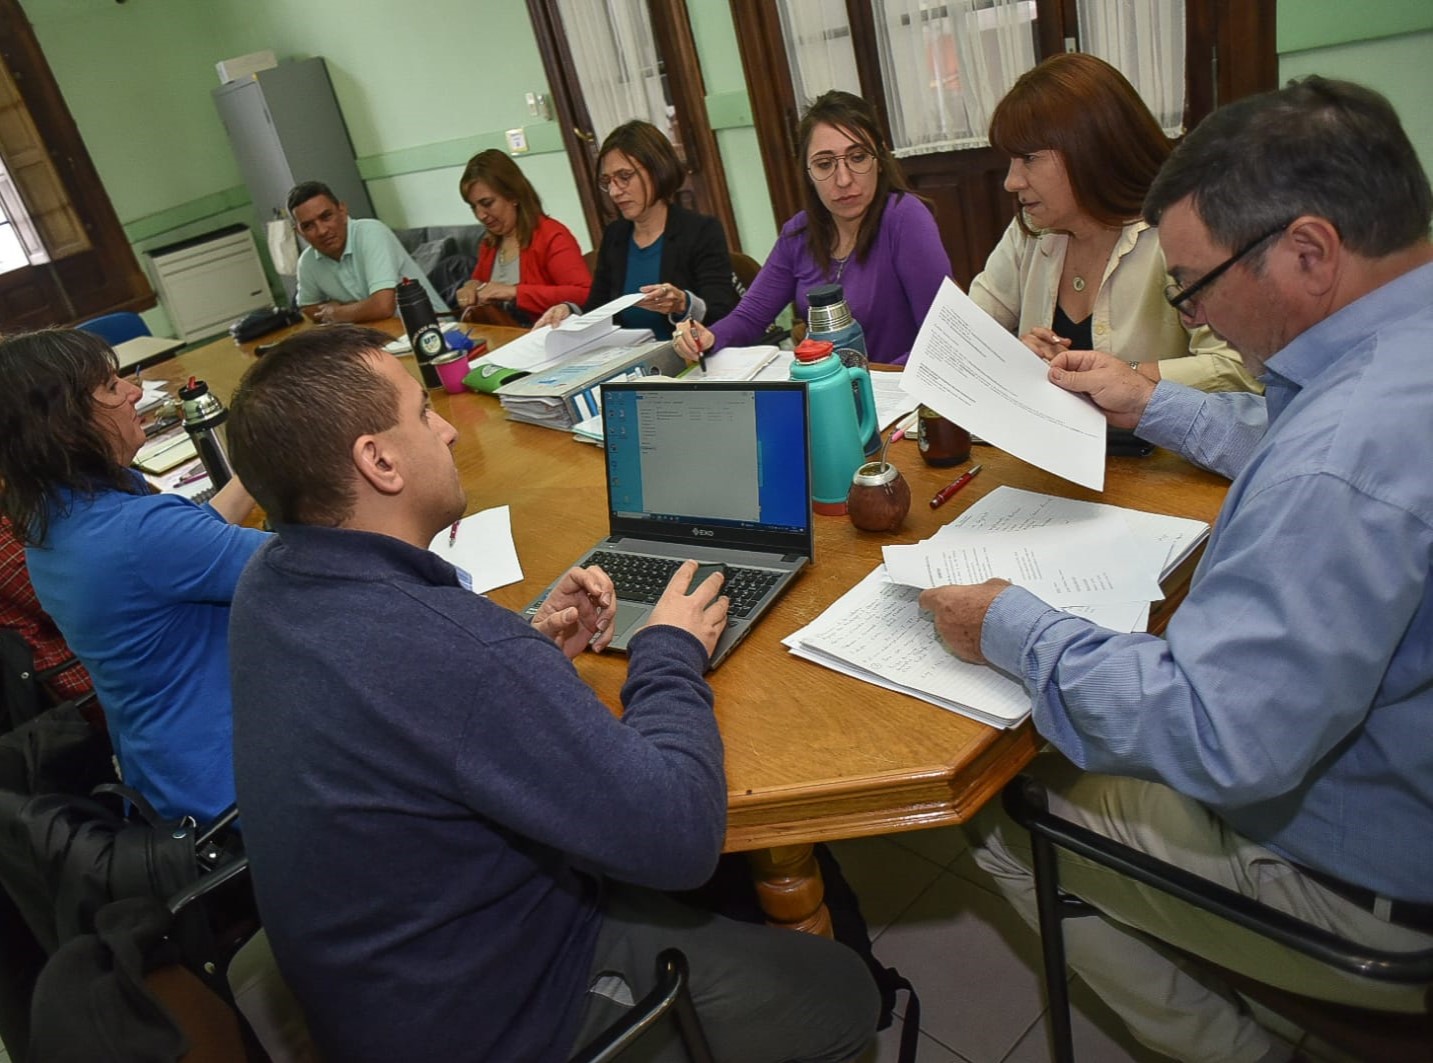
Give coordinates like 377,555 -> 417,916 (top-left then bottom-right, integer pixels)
497,338 -> 673,430
785,486 -> 1209,728
477,293 -> 649,376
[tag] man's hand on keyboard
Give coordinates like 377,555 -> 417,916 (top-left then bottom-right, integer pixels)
646,560 -> 729,658
532,564 -> 618,658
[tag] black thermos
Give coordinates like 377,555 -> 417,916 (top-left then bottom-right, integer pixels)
396,277 -> 445,388
178,377 -> 234,490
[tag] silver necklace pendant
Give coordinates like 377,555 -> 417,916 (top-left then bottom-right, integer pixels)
1071,275 -> 1086,293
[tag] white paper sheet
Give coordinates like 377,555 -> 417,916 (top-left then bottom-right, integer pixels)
882,520 -> 1164,604
786,567 -> 1032,727
560,292 -> 645,330
426,505 -> 524,594
871,370 -> 918,430
943,486 -> 1209,581
684,345 -> 783,381
901,278 -> 1106,489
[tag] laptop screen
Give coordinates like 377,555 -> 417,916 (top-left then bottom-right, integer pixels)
600,381 -> 813,557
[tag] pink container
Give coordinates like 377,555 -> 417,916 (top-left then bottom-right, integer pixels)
431,351 -> 472,394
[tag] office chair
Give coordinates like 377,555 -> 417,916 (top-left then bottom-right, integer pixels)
569,948 -> 715,1063
1001,774 -> 1433,1063
0,629 -> 94,734
730,252 -> 761,299
75,312 -> 151,346
27,855 -> 265,1063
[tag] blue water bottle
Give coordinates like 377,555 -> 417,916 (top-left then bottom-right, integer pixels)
791,338 -> 879,515
806,284 -> 878,454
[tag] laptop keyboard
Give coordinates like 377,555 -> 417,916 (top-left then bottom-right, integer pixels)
585,550 -> 781,619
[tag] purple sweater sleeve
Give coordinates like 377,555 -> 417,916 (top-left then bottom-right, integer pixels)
707,217 -> 806,352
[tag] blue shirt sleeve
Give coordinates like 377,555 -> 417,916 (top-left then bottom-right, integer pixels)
982,469 -> 1432,811
131,497 -> 268,605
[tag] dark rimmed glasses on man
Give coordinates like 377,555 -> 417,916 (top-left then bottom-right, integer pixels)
806,149 -> 876,181
1164,220 -> 1293,317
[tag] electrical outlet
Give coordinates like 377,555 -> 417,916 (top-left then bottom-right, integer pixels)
506,128 -> 529,154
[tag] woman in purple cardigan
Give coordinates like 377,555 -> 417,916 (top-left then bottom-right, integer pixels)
675,91 -> 950,366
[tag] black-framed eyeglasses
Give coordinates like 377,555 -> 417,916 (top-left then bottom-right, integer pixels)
806,149 -> 876,181
1164,221 -> 1293,316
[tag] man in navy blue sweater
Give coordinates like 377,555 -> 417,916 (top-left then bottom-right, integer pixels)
225,325 -> 877,1062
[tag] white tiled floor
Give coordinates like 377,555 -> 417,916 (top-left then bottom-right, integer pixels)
833,825 -> 1344,1063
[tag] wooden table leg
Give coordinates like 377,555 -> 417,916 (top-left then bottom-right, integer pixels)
747,844 -> 833,937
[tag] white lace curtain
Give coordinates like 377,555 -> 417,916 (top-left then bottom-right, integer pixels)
773,0 -> 1185,156
775,0 -> 1038,157
556,0 -> 670,144
776,0 -> 863,110
1077,0 -> 1186,135
875,0 -> 1039,156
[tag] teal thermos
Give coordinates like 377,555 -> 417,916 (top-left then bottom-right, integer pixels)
791,338 -> 879,515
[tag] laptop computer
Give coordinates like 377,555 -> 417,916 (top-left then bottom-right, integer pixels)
525,379 -> 813,669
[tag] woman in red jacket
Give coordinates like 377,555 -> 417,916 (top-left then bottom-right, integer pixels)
454,149 -> 591,325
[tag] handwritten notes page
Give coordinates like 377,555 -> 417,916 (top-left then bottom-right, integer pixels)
901,278 -> 1106,489
785,568 -> 1032,728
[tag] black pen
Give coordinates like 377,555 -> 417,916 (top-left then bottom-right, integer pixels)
678,320 -> 706,374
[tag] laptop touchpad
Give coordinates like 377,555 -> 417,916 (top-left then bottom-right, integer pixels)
609,602 -> 649,649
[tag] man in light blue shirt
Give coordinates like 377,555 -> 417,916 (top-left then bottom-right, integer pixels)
288,180 -> 445,324
922,78 -> 1433,1063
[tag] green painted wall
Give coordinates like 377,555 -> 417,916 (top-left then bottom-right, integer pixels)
1277,0 -> 1433,53
16,0 -> 784,336
1278,0 -> 1433,180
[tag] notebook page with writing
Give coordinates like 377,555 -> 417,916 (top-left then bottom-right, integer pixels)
791,568 -> 1031,726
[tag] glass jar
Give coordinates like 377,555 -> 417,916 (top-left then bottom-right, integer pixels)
917,406 -> 972,467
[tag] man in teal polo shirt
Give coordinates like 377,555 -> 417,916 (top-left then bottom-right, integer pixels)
288,180 -> 446,324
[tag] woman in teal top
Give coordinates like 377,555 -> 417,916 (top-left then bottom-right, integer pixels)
534,120 -> 736,339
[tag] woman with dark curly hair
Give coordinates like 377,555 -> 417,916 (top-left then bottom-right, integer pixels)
675,90 -> 949,365
0,328 -> 265,822
534,120 -> 736,339
972,52 -> 1259,392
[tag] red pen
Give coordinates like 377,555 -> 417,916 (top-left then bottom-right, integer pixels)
447,519 -> 461,547
929,464 -> 983,510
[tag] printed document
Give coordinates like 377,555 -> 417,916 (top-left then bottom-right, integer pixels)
786,568 -> 1032,727
901,278 -> 1106,489
882,520 -> 1164,604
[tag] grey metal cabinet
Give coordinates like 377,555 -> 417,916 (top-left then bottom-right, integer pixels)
213,57 -> 374,231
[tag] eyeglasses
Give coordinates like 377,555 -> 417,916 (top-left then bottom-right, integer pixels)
806,149 -> 876,181
598,168 -> 639,192
1164,221 -> 1292,317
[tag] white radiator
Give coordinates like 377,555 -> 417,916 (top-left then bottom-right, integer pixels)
147,226 -> 271,342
